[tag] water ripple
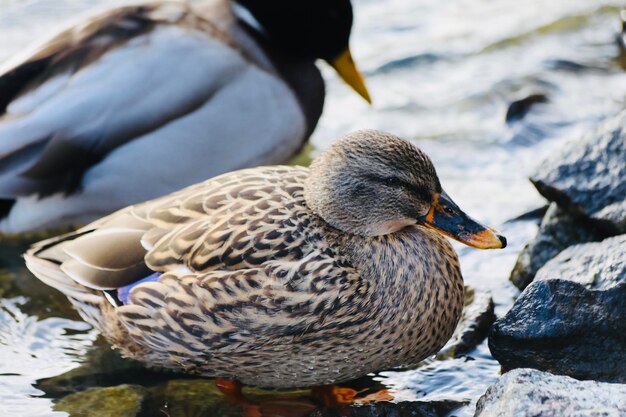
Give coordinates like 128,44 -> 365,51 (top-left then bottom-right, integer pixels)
0,297 -> 98,417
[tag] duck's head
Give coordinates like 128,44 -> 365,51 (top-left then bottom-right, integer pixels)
304,130 -> 507,249
234,0 -> 370,103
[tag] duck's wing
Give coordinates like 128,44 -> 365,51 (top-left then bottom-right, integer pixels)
0,2 -> 243,198
25,166 -> 366,350
26,166 -> 302,291
116,256 -> 364,355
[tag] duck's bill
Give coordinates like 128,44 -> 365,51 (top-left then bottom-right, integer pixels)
418,191 -> 507,249
329,48 -> 372,104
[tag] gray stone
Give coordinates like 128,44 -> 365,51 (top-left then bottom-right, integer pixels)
475,368 -> 626,417
488,279 -> 626,382
530,111 -> 626,234
509,203 -> 602,290
535,234 -> 626,290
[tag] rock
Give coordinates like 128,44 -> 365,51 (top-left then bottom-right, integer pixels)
475,368 -> 626,417
509,203 -> 602,290
54,384 -> 146,417
148,379 -> 234,417
488,279 -> 626,382
535,234 -> 626,290
505,93 -> 548,124
309,400 -> 463,417
530,111 -> 626,234
437,286 -> 495,358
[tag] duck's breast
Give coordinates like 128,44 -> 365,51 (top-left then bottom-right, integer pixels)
341,226 -> 465,368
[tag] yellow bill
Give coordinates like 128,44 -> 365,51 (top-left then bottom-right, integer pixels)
330,48 -> 372,104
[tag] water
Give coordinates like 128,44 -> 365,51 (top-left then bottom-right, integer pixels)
0,0 -> 624,416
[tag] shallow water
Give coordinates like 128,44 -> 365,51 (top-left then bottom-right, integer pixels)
0,0 -> 624,416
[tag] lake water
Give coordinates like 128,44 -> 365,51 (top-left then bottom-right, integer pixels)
0,0 -> 624,416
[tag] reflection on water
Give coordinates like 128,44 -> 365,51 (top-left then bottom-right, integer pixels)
0,0 -> 624,416
379,343 -> 501,406
0,297 -> 97,417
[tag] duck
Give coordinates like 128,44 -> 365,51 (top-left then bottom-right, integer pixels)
25,129 -> 506,395
0,0 -> 370,234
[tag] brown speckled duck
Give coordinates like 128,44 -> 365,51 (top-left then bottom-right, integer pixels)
25,130 -> 505,393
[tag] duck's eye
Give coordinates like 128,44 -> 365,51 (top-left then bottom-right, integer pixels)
443,206 -> 455,215
384,177 -> 402,187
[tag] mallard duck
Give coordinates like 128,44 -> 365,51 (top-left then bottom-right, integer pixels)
25,129 -> 505,390
0,0 -> 369,233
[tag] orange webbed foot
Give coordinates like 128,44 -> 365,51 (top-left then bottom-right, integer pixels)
352,388 -> 394,404
216,378 -> 249,404
311,384 -> 394,406
216,379 -> 316,417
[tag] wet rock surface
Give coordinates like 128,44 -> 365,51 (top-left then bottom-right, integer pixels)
145,379 -> 236,417
309,400 -> 463,417
509,203 -> 602,290
530,111 -> 626,234
474,368 -> 626,417
535,234 -> 626,290
53,384 -> 146,417
489,279 -> 626,382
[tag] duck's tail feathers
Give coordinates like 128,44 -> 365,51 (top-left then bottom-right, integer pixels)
24,232 -> 104,325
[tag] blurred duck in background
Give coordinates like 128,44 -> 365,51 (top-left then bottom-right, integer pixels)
0,0 -> 370,234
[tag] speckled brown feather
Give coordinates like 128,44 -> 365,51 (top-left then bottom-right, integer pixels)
25,144 -> 464,388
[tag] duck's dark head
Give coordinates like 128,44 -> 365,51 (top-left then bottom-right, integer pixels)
304,129 -> 506,249
234,0 -> 370,103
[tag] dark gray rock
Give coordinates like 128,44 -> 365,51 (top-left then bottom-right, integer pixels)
530,111 -> 626,234
509,203 -> 602,290
488,279 -> 626,383
474,368 -> 626,417
535,234 -> 626,290
505,93 -> 548,124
